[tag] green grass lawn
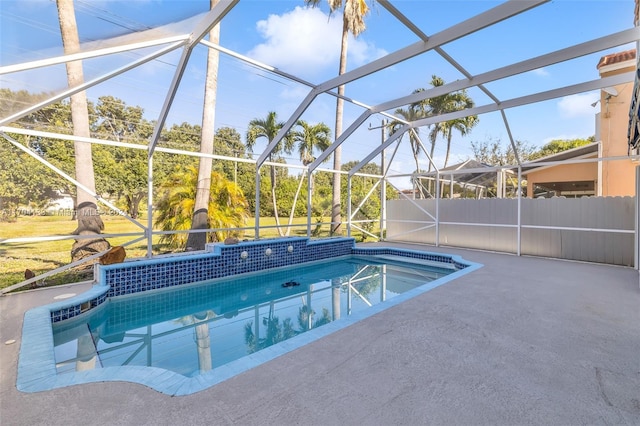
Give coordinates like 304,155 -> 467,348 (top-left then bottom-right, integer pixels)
1,215 -> 151,290
0,214 -> 376,290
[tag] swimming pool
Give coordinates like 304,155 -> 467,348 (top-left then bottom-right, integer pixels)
52,255 -> 454,377
17,238 -> 481,395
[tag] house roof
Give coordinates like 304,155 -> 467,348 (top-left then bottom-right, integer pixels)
423,159 -> 508,189
597,49 -> 636,70
439,159 -> 490,172
520,142 -> 599,175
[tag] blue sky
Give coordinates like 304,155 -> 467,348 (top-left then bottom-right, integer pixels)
1,0 -> 636,186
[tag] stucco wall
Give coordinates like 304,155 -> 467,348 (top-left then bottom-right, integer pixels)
526,161 -> 598,197
600,69 -> 638,196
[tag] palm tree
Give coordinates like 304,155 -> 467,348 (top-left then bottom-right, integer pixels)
155,166 -> 248,250
424,76 -> 449,172
246,111 -> 294,236
56,0 -> 109,263
442,115 -> 478,168
295,120 -> 332,167
285,120 -> 332,235
423,75 -> 478,169
305,0 -> 370,236
245,305 -> 332,354
186,0 -> 222,251
387,96 -> 429,197
297,306 -> 332,332
244,314 -> 296,354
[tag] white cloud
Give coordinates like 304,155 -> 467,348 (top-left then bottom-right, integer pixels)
246,6 -> 385,78
532,67 -> 550,77
557,92 -> 599,118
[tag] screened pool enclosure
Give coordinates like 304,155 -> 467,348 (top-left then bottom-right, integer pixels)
1,0 -> 639,292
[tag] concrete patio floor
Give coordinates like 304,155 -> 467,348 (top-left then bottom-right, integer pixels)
1,243 -> 639,425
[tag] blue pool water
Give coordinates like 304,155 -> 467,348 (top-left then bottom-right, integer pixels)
18,243 -> 481,396
52,255 -> 454,378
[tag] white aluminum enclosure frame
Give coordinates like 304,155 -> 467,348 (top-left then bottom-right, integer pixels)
1,0 -> 639,292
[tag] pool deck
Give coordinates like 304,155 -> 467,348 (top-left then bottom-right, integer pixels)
1,243 -> 639,425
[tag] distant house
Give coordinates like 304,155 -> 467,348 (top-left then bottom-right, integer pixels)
523,49 -> 638,198
522,142 -> 599,198
47,194 -> 74,212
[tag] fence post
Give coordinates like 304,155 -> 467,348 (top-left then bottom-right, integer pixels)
517,166 -> 522,256
435,170 -> 440,247
633,166 -> 640,270
147,152 -> 153,257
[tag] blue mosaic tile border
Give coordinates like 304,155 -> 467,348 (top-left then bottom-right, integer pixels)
100,237 -> 354,297
48,238 -> 473,324
49,291 -> 108,323
49,237 -> 355,323
351,247 -> 469,268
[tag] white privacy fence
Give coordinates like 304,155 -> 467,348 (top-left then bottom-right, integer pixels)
386,196 -> 637,267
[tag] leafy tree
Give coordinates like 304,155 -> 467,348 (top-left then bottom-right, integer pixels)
20,99 -> 91,204
530,137 -> 595,159
273,175 -> 306,216
2,91 -> 91,216
341,161 -> 396,240
212,126 -> 253,191
474,135 -> 593,163
303,170 -> 333,235
154,166 -> 249,250
305,0 -> 371,236
470,137 -> 538,166
0,89 -> 54,125
155,122 -> 201,186
93,95 -> 152,143
213,127 -> 245,157
92,96 -> 154,218
0,140 -> 62,221
209,127 -> 264,214
160,122 -> 202,150
246,111 -> 295,236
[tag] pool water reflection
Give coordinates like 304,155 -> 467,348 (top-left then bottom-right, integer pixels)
53,255 -> 453,377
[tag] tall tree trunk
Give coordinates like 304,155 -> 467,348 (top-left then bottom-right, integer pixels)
57,0 -> 109,265
444,131 -> 453,168
428,133 -> 437,173
193,313 -> 212,373
331,16 -> 349,236
128,192 -> 145,219
413,149 -> 424,199
75,334 -> 96,371
270,164 -> 284,237
285,172 -> 306,236
186,0 -> 221,251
